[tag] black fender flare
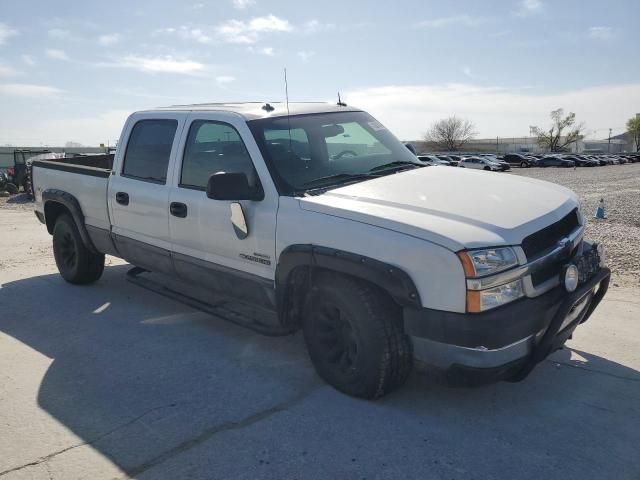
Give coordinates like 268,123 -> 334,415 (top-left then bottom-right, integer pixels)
42,189 -> 99,255
275,244 -> 422,313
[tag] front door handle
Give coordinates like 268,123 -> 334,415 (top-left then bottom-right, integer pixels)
170,202 -> 188,218
115,192 -> 129,205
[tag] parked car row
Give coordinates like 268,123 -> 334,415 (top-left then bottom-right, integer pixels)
417,153 -> 511,171
417,151 -> 639,172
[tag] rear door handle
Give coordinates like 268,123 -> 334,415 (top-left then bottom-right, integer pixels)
115,192 -> 129,205
170,202 -> 188,218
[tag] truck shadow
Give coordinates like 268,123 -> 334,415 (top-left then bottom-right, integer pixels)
1,266 -> 638,477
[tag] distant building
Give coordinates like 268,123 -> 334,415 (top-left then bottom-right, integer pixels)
413,131 -> 636,154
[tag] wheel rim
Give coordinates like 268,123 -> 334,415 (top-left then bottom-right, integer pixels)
57,231 -> 77,269
315,304 -> 358,373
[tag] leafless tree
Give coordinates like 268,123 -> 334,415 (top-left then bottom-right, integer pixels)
424,116 -> 476,151
531,109 -> 584,152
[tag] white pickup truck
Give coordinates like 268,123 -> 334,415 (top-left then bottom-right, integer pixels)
32,102 -> 610,398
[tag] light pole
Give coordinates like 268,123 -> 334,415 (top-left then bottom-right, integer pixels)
608,128 -> 612,153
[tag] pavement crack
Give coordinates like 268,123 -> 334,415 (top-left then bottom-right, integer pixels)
0,403 -> 175,478
122,384 -> 319,479
547,359 -> 640,382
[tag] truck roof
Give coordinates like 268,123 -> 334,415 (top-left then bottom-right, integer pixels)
147,102 -> 361,120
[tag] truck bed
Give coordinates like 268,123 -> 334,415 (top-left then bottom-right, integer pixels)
31,153 -> 114,174
32,154 -> 114,231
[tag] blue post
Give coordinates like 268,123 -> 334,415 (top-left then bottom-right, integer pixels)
595,198 -> 606,219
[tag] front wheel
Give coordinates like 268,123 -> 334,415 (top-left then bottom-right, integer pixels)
483,166 -> 491,171
53,214 -> 105,284
520,161 -> 528,168
302,273 -> 413,399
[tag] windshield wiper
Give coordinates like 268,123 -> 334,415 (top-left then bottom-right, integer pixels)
302,172 -> 380,189
369,161 -> 423,173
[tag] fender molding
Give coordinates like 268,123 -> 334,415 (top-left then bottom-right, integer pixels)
275,244 -> 422,310
42,189 -> 99,254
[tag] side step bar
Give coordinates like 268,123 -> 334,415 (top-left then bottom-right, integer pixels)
126,266 -> 293,337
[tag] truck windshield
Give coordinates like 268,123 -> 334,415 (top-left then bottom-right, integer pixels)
248,111 -> 422,195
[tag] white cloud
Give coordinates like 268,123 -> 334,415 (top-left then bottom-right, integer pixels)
118,55 -> 206,74
45,49 -> 70,61
345,83 -> 640,140
0,83 -> 63,97
303,19 -> 336,34
589,26 -> 613,40
21,54 -> 36,66
48,28 -> 71,39
297,50 -> 315,62
0,23 -> 18,45
216,75 -> 235,86
232,0 -> 255,9
180,28 -> 212,44
462,67 -> 474,78
0,63 -> 19,77
516,0 -> 543,17
248,46 -> 275,56
155,26 -> 213,44
416,15 -> 487,28
98,33 -> 121,46
217,14 -> 292,44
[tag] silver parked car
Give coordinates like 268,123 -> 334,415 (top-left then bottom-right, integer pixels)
458,156 -> 502,171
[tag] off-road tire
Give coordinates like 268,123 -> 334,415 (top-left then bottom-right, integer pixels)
302,272 -> 413,399
53,214 -> 105,284
5,183 -> 18,194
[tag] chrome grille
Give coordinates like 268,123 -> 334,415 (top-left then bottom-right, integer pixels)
522,209 -> 580,259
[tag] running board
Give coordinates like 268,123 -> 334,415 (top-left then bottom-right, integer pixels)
126,266 -> 293,337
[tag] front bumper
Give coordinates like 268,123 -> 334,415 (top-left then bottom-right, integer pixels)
405,266 -> 610,385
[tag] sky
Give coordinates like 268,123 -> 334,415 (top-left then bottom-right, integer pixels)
0,0 -> 639,146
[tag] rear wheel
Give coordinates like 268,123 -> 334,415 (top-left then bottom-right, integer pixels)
5,183 -> 18,194
302,272 -> 413,399
520,161 -> 528,168
53,214 -> 105,284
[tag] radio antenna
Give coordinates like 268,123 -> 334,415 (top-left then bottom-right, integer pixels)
284,67 -> 293,153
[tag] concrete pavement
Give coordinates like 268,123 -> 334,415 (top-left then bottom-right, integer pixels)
1,206 -> 639,480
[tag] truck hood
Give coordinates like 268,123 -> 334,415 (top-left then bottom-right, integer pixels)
298,166 -> 580,251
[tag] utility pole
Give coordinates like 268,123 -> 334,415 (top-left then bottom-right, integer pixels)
608,128 -> 612,153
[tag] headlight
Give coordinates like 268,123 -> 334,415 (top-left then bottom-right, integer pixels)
457,247 -> 518,277
467,279 -> 524,312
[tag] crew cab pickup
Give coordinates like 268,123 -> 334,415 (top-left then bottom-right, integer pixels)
32,102 -> 610,398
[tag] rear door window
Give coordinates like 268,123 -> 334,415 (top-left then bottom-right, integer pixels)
122,119 -> 178,183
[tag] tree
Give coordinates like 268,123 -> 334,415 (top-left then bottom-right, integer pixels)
626,116 -> 640,152
424,116 -> 476,151
531,108 -> 584,152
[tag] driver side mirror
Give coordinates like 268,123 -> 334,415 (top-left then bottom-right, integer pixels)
206,172 -> 264,201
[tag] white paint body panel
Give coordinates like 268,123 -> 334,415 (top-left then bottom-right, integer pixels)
108,111 -> 188,251
298,166 -> 579,251
167,111 -> 278,279
33,168 -> 110,230
33,105 -> 580,315
276,197 -> 468,312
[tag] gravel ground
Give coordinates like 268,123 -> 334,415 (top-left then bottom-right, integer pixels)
512,163 -> 640,287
